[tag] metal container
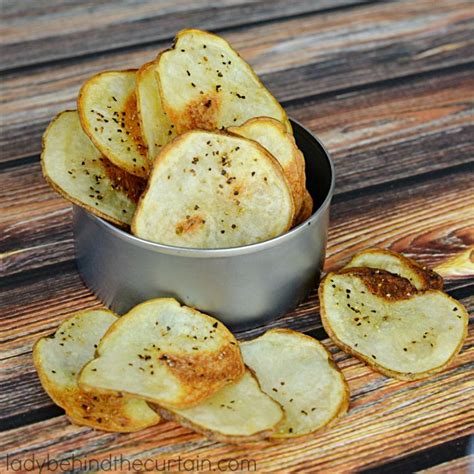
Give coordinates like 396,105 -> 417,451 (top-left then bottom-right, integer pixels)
73,120 -> 335,329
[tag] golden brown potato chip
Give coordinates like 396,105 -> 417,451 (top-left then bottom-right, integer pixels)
344,248 -> 443,290
132,130 -> 294,248
154,370 -> 284,444
33,309 -> 160,432
78,70 -> 149,177
41,111 -> 144,227
294,189 -> 313,226
241,329 -> 349,438
229,117 -> 306,219
136,60 -> 177,161
319,270 -> 468,380
79,298 -> 245,408
157,29 -> 291,134
435,248 -> 474,279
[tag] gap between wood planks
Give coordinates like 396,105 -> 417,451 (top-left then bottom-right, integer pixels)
361,434 -> 472,473
282,61 -> 474,110
331,160 -> 473,205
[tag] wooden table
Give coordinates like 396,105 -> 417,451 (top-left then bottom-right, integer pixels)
1,1 -> 473,472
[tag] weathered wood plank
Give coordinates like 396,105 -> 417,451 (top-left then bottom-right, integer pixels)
1,0 -> 472,163
419,456 -> 474,473
1,67 -> 473,277
0,0 -> 366,71
326,167 -> 474,271
1,167 -> 472,422
1,319 -> 472,472
289,68 -> 474,193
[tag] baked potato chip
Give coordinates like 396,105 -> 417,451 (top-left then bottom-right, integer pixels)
337,268 -> 417,300
241,329 -> 349,438
132,130 -> 294,248
319,271 -> 468,380
435,248 -> 474,279
344,248 -> 443,290
41,111 -> 144,227
79,298 -> 244,408
136,60 -> 176,161
229,117 -> 306,219
78,70 -> 149,177
294,190 -> 313,226
33,309 -> 160,432
156,29 -> 291,134
154,370 -> 284,443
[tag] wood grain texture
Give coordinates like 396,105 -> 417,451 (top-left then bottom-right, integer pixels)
1,0 -> 473,163
0,0 -> 366,70
1,168 -> 472,419
420,456 -> 473,473
1,0 -> 473,472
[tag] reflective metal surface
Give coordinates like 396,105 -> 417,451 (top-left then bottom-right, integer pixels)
73,120 -> 335,329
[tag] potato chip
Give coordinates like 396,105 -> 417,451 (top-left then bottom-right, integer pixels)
344,248 -> 443,290
132,130 -> 294,248
33,309 -> 160,432
156,29 -> 291,134
78,70 -> 149,177
154,370 -> 284,443
229,117 -> 306,219
41,111 -> 144,227
79,298 -> 244,408
136,60 -> 176,161
241,329 -> 349,438
435,248 -> 474,279
319,271 -> 468,380
294,190 -> 313,226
